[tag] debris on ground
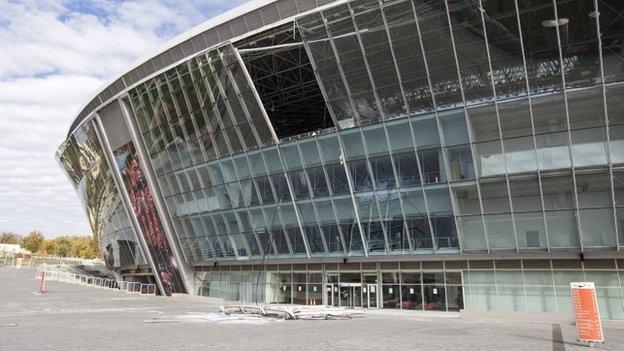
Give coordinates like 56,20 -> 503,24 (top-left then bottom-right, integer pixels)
220,303 -> 365,320
144,304 -> 365,324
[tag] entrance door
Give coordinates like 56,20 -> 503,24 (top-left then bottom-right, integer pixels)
338,285 -> 364,307
325,284 -> 338,306
423,285 -> 446,311
366,284 -> 378,308
339,286 -> 351,307
353,285 -> 362,307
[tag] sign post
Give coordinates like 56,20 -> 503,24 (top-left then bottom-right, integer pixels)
38,270 -> 46,294
570,282 -> 604,347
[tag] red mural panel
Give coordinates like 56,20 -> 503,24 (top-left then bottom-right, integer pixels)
114,142 -> 186,295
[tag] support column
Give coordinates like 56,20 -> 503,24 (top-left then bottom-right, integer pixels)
118,98 -> 196,295
92,115 -> 166,295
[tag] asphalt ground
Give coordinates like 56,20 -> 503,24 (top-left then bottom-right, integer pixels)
1,268 -> 623,351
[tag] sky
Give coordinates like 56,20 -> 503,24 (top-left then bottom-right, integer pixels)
0,0 -> 248,238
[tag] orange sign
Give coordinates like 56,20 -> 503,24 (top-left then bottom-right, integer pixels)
570,282 -> 604,343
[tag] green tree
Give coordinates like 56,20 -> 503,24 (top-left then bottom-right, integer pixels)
52,237 -> 72,257
22,230 -> 44,253
0,232 -> 22,244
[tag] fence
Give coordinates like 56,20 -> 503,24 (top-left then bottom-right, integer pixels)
0,254 -> 103,268
35,269 -> 157,296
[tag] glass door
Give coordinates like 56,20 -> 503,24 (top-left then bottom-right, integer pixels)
325,284 -> 338,306
353,285 -> 362,307
337,284 -> 365,307
423,285 -> 446,311
339,285 -> 351,306
366,284 -> 377,308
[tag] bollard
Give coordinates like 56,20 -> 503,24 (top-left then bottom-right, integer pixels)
39,271 -> 46,293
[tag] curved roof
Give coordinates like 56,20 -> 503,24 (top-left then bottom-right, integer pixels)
67,0 -> 340,137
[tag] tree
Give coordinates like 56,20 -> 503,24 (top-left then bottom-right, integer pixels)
22,231 -> 44,253
0,232 -> 22,245
52,237 -> 72,257
70,236 -> 99,259
41,240 -> 56,255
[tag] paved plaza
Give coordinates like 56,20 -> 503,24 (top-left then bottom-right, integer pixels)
0,268 -> 623,351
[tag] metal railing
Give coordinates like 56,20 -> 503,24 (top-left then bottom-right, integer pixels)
34,268 -> 157,296
0,254 -> 103,268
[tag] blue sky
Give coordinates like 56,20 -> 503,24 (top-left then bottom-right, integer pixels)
0,0 -> 248,237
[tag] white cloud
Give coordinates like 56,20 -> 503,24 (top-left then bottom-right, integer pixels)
0,0 -> 248,237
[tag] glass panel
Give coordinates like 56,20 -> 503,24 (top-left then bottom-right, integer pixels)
393,151 -> 421,187
509,176 -> 542,212
341,129 -> 367,159
341,220 -> 364,254
321,224 -> 345,255
504,136 -> 538,174
431,216 -> 458,250
545,210 -> 580,249
361,220 -> 387,254
453,182 -> 482,216
579,208 -> 616,249
406,217 -> 433,251
401,284 -> 422,310
609,124 -> 624,165
515,212 -> 547,250
498,99 -> 533,139
411,116 -> 440,148
567,87 -> 606,130
281,143 -> 303,170
386,118 -> 414,152
440,110 -> 470,146
541,175 -> 575,210
287,227 -> 309,256
419,148 -> 444,183
299,140 -> 322,168
446,145 -> 474,181
289,170 -> 311,199
571,127 -> 608,167
484,213 -> 516,250
370,155 -> 397,189
423,284 -> 446,311
383,284 -> 400,309
348,159 -> 374,191
480,180 -> 511,213
576,172 -> 612,208
457,215 -> 488,251
325,163 -> 350,195
468,104 -> 499,143
308,166 -> 330,197
270,228 -> 291,256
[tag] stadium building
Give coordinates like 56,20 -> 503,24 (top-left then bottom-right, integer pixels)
57,0 -> 624,319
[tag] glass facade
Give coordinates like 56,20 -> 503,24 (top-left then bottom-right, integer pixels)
58,0 -> 624,317
195,259 -> 624,319
56,122 -> 147,270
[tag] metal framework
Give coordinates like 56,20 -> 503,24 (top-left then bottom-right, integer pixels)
56,0 -> 624,310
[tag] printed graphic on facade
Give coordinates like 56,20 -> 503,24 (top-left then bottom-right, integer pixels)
114,142 -> 186,295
